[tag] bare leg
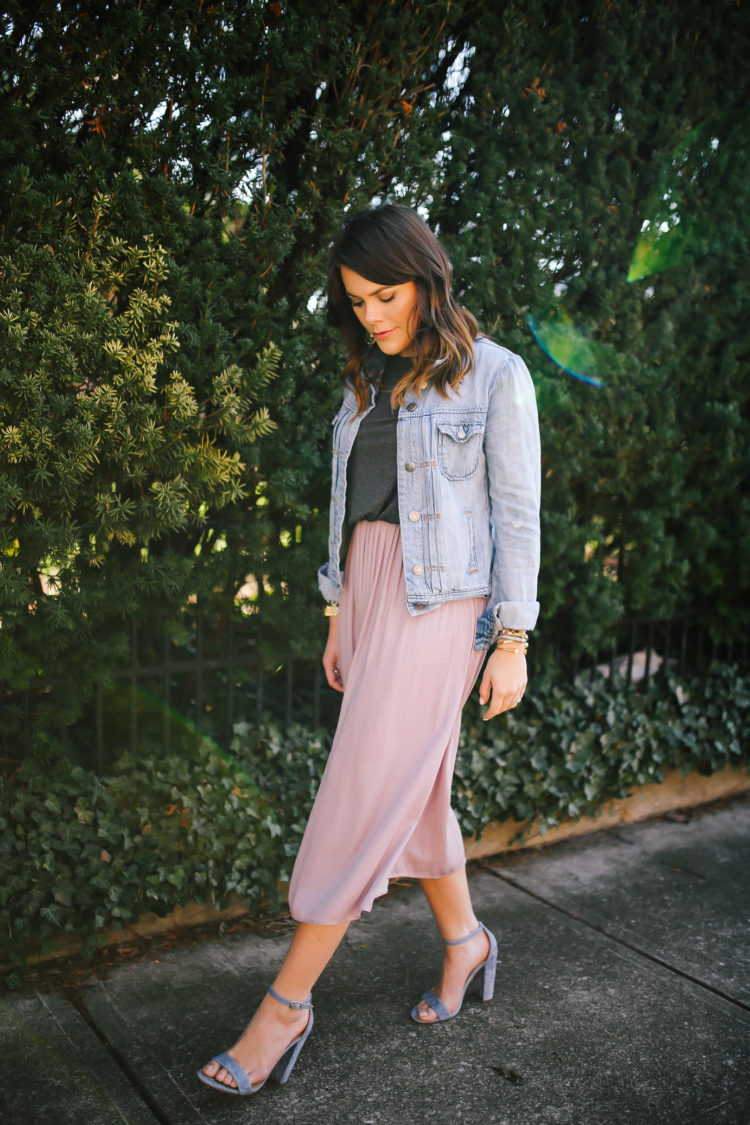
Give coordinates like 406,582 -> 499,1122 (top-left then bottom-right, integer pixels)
202,919 -> 348,1089
415,866 -> 491,1022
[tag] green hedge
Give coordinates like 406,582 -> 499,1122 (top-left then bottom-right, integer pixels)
2,663 -> 747,982
3,1 -> 750,758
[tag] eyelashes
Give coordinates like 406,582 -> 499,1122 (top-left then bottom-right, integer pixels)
351,295 -> 395,309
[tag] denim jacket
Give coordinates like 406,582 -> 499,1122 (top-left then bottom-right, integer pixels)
318,337 -> 541,650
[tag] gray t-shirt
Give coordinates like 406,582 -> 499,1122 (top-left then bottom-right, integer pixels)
342,353 -> 412,559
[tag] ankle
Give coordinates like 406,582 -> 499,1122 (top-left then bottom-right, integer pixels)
267,984 -> 312,1010
442,919 -> 481,945
257,992 -> 307,1025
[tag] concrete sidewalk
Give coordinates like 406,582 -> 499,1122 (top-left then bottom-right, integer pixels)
2,797 -> 749,1125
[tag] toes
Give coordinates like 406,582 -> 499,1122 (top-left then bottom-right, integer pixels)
416,1002 -> 437,1023
201,1060 -> 237,1089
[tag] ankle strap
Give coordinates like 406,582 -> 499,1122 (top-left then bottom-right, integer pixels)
268,985 -> 313,1010
445,922 -> 484,946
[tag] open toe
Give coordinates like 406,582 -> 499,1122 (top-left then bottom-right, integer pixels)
197,987 -> 314,1097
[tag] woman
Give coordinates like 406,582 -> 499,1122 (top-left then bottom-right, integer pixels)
199,204 -> 541,1095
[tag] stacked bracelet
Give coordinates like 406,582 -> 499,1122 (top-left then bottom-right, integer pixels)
323,602 -> 339,618
493,627 -> 529,655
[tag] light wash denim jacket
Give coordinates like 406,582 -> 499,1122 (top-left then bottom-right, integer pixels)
318,336 -> 541,651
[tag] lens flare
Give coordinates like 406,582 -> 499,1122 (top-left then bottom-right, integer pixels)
526,311 -> 608,387
527,110 -> 748,384
628,110 -> 749,283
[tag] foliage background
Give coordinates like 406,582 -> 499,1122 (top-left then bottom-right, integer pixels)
0,7 -> 747,778
1,0 -> 749,961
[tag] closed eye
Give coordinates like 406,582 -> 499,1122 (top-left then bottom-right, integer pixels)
350,294 -> 395,308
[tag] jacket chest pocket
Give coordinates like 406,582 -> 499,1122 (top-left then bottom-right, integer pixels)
436,421 -> 485,480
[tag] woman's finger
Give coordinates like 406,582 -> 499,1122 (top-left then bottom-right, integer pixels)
483,688 -> 525,720
482,692 -> 508,721
322,654 -> 344,693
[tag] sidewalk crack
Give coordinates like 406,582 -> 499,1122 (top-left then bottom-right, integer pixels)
67,991 -> 173,1125
480,863 -> 750,1015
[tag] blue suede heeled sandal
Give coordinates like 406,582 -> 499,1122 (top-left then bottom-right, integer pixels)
197,986 -> 313,1095
410,921 -> 498,1024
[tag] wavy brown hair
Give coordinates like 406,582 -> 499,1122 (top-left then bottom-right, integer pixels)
327,205 -> 479,415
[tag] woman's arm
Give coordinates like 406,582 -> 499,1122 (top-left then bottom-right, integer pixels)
482,350 -> 541,637
479,350 -> 540,719
322,614 -> 344,693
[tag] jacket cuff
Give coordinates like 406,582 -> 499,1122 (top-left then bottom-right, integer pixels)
317,564 -> 341,604
473,601 -> 540,651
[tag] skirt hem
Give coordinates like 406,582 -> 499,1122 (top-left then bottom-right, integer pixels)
289,859 -> 467,926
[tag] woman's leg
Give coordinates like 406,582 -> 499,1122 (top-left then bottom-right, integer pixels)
202,919 -> 349,1089
415,866 -> 491,1022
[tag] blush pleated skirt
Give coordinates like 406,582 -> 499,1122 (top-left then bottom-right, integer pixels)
287,520 -> 486,925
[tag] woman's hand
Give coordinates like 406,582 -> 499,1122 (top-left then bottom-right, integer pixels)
322,615 -> 344,692
478,648 -> 527,721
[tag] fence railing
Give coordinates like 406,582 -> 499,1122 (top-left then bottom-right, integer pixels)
564,612 -> 748,687
9,603 -> 748,772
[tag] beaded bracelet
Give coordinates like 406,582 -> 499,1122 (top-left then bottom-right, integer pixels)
323,602 -> 339,618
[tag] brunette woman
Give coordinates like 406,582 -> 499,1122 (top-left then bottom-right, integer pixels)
199,204 -> 540,1095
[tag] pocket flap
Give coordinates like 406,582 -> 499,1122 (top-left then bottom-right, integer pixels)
436,421 -> 484,443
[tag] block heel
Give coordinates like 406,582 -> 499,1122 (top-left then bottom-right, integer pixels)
270,1021 -> 311,1086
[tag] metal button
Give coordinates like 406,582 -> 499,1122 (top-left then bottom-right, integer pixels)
458,427 -> 466,439
512,520 -> 521,528
409,510 -> 420,523
415,602 -> 427,610
412,564 -> 424,576
405,461 -> 416,472
406,402 -> 417,412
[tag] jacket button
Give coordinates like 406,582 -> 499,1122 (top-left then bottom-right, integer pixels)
405,461 -> 416,472
413,564 -> 424,576
406,402 -> 417,412
458,427 -> 466,438
409,510 -> 420,522
415,602 -> 427,610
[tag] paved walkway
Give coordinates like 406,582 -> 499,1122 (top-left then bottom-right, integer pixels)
2,797 -> 749,1124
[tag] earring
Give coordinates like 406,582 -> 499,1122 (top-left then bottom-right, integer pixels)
366,332 -> 375,344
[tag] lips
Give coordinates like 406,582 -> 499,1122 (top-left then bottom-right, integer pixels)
373,329 -> 393,338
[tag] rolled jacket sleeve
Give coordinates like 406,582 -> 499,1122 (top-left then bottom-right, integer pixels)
317,562 -> 341,604
474,350 -> 541,649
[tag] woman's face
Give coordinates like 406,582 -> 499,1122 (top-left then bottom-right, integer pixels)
339,266 -> 419,356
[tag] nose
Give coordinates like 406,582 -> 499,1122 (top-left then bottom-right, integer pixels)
362,300 -> 383,328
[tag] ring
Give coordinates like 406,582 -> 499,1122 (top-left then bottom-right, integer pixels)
513,697 -> 522,703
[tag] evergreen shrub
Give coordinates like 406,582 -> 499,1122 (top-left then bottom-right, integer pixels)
0,0 -> 465,754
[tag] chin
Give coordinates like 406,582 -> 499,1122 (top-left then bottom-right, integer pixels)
376,336 -> 411,355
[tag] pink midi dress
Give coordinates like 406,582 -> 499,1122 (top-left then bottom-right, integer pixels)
287,519 -> 486,925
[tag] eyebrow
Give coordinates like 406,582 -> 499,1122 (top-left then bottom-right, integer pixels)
344,284 -> 394,298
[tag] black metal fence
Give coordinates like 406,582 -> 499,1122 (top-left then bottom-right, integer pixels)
565,612 -> 748,686
10,600 -> 748,772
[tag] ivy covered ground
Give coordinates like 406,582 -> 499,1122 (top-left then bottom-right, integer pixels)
2,663 -> 747,972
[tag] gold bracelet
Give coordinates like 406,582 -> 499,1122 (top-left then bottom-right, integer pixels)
323,602 -> 339,617
494,635 -> 528,655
